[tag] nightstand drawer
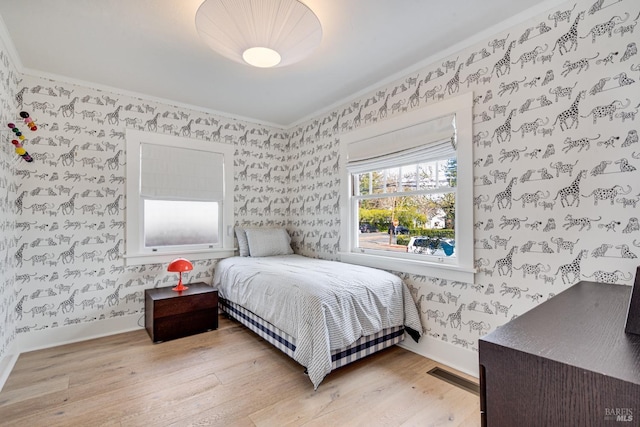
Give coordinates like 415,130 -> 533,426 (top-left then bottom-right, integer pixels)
154,309 -> 217,342
153,292 -> 217,318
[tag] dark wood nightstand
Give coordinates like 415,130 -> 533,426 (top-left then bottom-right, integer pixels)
145,282 -> 218,343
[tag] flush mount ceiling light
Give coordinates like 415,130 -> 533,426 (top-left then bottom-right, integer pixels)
195,0 -> 322,68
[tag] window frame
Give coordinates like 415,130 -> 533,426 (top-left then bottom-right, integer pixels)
125,129 -> 235,266
339,92 -> 475,283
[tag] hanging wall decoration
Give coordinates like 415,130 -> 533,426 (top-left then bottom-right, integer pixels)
6,111 -> 37,162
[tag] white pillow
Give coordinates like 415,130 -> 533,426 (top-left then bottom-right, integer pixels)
235,227 -> 250,257
245,228 -> 293,257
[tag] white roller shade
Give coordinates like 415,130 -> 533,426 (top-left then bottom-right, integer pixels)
346,114 -> 456,174
347,114 -> 455,163
347,139 -> 455,174
140,143 -> 224,201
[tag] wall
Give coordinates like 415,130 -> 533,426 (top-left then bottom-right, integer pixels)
5,71 -> 287,351
0,35 -> 20,368
288,0 -> 640,372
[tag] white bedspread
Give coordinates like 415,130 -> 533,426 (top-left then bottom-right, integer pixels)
213,255 -> 422,388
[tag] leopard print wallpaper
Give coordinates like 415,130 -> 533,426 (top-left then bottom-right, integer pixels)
287,0 -> 640,356
0,0 -> 639,368
0,42 -> 20,362
6,73 -> 288,338
0,38 -> 289,360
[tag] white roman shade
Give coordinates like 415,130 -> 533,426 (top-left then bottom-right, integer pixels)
140,143 -> 224,201
347,114 -> 456,174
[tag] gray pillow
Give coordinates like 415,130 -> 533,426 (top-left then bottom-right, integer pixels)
245,228 -> 293,257
235,227 -> 250,257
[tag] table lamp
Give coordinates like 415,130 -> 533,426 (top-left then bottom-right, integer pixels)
167,258 -> 193,292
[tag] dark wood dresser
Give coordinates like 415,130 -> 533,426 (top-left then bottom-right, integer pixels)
145,282 -> 218,343
479,281 -> 640,427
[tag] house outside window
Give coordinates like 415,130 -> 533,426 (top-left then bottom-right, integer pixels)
339,92 -> 475,283
125,130 -> 235,266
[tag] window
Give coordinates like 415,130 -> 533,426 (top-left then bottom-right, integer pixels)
352,141 -> 457,258
339,92 -> 475,283
125,130 -> 235,265
143,200 -> 219,247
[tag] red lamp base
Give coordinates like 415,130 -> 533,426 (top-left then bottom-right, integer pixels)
172,274 -> 189,292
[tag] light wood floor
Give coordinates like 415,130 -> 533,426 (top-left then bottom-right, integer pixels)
0,316 -> 480,426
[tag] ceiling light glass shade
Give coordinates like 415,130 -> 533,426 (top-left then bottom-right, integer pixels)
195,0 -> 322,68
242,47 -> 282,67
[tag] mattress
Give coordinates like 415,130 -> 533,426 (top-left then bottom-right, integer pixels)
220,298 -> 406,370
213,254 -> 422,388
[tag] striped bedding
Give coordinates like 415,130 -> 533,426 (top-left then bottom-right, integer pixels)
213,255 -> 423,389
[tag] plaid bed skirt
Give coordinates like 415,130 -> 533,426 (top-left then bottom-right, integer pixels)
219,298 -> 405,371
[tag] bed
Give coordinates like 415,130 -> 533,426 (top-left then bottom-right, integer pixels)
212,228 -> 423,389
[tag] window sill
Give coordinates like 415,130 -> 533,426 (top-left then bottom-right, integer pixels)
338,251 -> 475,283
124,248 -> 236,266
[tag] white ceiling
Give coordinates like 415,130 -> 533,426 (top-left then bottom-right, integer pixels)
0,1 -> 561,128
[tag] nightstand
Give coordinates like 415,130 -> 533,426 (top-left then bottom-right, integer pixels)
145,282 -> 218,343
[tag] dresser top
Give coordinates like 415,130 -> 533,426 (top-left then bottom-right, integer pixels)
145,282 -> 216,301
481,281 -> 640,385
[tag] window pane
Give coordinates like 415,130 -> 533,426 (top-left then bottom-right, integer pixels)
357,193 -> 455,257
418,162 -> 436,189
438,158 -> 457,188
386,168 -> 400,192
357,173 -> 370,195
356,157 -> 456,194
144,200 -> 219,248
401,165 -> 418,191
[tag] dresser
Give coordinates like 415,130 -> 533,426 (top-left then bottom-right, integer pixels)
145,282 -> 218,343
479,281 -> 640,427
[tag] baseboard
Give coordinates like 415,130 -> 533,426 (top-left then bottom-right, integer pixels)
17,313 -> 144,354
0,341 -> 20,392
398,334 -> 479,378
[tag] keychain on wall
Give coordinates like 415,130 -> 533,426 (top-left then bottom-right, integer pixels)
6,111 -> 36,163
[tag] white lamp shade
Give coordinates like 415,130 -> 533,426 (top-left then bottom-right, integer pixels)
195,0 -> 322,68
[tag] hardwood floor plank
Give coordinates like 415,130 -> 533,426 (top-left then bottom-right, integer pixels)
0,315 -> 480,426
301,360 -> 466,426
0,375 -> 69,407
400,387 -> 480,427
249,348 -> 432,426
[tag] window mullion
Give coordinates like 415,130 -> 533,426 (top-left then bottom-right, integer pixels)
383,170 -> 387,194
